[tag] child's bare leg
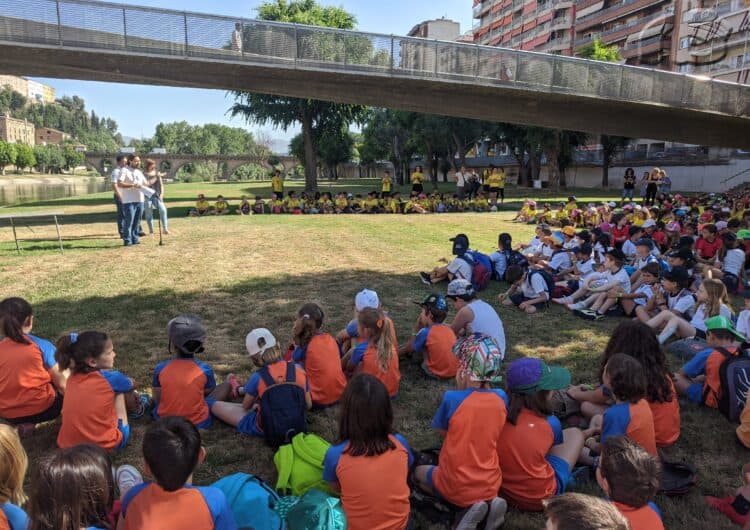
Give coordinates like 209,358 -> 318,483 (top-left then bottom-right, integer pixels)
210,401 -> 248,428
635,305 -> 652,323
646,310 -> 673,331
207,381 -> 233,402
589,293 -> 608,312
548,428 -> 585,470
621,299 -> 636,316
597,295 -> 618,314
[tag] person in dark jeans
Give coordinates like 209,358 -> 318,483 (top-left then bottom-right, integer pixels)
111,155 -> 128,239
644,168 -> 662,206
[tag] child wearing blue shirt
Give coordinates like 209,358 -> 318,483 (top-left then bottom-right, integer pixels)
0,425 -> 28,530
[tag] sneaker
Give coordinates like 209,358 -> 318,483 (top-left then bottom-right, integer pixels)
485,497 -> 507,530
129,394 -> 153,420
455,501 -> 489,530
568,301 -> 587,311
419,272 -> 432,285
593,312 -> 605,321
705,495 -> 750,526
227,373 -> 243,399
574,309 -> 598,321
552,296 -> 573,305
115,465 -> 143,498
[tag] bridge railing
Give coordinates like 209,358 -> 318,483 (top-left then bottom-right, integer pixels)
0,0 -> 747,118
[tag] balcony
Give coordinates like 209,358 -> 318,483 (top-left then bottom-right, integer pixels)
621,34 -> 671,59
576,0 -> 669,31
473,1 -> 493,18
550,16 -> 572,30
539,35 -> 572,51
574,34 -> 595,48
599,11 -> 673,45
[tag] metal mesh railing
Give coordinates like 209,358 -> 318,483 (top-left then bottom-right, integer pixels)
0,0 -> 747,118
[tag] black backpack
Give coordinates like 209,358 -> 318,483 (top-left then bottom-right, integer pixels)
259,362 -> 307,447
528,269 -> 555,301
704,347 -> 750,422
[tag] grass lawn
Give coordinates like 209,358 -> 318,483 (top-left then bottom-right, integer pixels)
0,181 -> 740,529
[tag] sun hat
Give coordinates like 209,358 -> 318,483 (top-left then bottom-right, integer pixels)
245,328 -> 277,357
506,358 -> 571,395
167,315 -> 206,354
446,278 -> 475,299
546,231 -> 565,246
452,333 -> 504,384
414,293 -> 447,312
705,315 -> 746,342
561,226 -> 576,237
355,289 -> 380,311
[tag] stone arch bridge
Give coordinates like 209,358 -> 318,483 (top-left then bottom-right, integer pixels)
84,153 -> 298,179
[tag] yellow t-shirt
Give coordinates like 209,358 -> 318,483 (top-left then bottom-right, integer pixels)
365,198 -> 379,209
196,199 -> 209,211
271,176 -> 283,193
564,201 -> 577,212
284,197 -> 298,209
335,198 -> 348,209
382,177 -> 392,192
411,172 -> 424,185
215,200 -> 228,212
488,172 -> 506,188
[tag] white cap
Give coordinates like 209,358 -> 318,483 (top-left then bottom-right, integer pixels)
642,219 -> 656,229
245,328 -> 276,357
355,289 -> 379,311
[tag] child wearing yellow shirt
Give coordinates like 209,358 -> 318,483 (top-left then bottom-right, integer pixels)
188,194 -> 210,217
213,195 -> 229,215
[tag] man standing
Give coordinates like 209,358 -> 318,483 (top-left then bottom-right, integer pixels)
454,165 -> 468,200
231,22 -> 243,53
111,155 -> 128,239
119,155 -> 146,246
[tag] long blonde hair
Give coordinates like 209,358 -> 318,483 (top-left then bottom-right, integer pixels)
701,278 -> 730,318
0,424 -> 28,505
357,308 -> 394,372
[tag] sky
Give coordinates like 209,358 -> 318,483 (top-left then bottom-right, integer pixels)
33,0 -> 472,153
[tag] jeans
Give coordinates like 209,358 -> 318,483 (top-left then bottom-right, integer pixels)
456,186 -> 465,200
122,202 -> 144,245
114,194 -> 125,238
144,196 -> 169,233
622,188 -> 634,200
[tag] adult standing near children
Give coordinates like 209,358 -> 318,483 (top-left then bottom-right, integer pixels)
271,170 -> 284,199
488,165 -> 506,205
622,168 -> 636,203
454,165 -> 469,200
381,169 -> 393,198
659,170 -> 671,196
143,159 -> 169,236
446,279 -> 507,358
119,155 -> 146,246
411,165 -> 425,194
111,155 -> 129,239
644,168 -> 662,206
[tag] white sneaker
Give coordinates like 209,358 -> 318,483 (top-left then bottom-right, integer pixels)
115,465 -> 143,498
485,497 -> 507,530
568,302 -> 587,311
552,296 -> 572,304
455,501 -> 489,530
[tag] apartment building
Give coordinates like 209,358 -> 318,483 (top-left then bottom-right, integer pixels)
0,115 -> 35,145
473,0 -> 576,54
0,75 -> 55,104
671,0 -> 750,83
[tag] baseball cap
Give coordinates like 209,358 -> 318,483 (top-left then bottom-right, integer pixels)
705,315 -> 746,342
355,289 -> 380,311
450,234 -> 470,255
452,333 -> 503,384
738,229 -> 750,240
716,221 -> 729,231
245,328 -> 277,357
667,247 -> 694,261
635,238 -> 654,249
662,266 -> 690,284
546,231 -> 565,246
561,226 -> 576,237
413,293 -> 447,311
643,219 -> 656,229
167,315 -> 206,354
506,358 -> 571,395
446,278 -> 475,299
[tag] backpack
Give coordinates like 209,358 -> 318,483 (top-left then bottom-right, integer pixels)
211,473 -> 283,530
711,346 -> 750,422
528,269 -> 555,301
259,363 -> 307,447
459,251 -> 492,291
274,432 -> 333,496
504,249 -> 529,270
285,489 -> 347,530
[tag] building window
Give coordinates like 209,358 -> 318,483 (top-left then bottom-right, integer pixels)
679,37 -> 692,49
678,63 -> 693,73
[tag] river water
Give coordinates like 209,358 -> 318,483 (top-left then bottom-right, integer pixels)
0,176 -> 109,207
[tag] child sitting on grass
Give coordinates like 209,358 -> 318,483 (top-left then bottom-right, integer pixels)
336,289 -> 397,353
543,493 -> 629,530
500,265 -> 550,314
398,294 -> 458,379
737,290 -> 750,339
414,334 -> 508,530
499,358 -> 585,512
213,195 -> 229,215
188,194 -> 210,217
119,417 -> 237,529
608,262 -> 660,318
0,424 -> 28,530
323,374 -> 413,530
343,308 -> 400,398
597,436 -> 664,530
236,196 -> 251,215
152,315 -> 238,429
564,249 -> 630,321
55,331 -> 150,452
705,462 -> 750,526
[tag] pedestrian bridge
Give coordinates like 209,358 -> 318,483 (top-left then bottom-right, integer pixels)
0,0 -> 748,148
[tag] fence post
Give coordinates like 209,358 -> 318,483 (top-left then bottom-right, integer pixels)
294,24 -> 299,67
55,0 -> 62,45
474,45 -> 480,79
390,35 -> 394,72
122,7 -> 128,49
183,13 -> 188,56
434,40 -> 439,76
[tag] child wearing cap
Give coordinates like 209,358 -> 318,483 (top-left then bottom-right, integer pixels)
581,354 -> 657,463
336,289 -> 397,353
414,334 -> 508,530
399,294 -> 458,379
500,265 -> 550,314
210,328 -> 311,437
597,436 -> 664,530
635,266 -> 694,324
152,315 -> 238,429
568,249 -> 631,320
420,234 -> 474,285
290,303 -> 346,408
343,308 -> 400,398
447,279 -> 506,357
544,493 -> 629,530
536,233 -> 571,274
675,315 -> 746,408
628,238 -> 659,290
498,357 -> 584,512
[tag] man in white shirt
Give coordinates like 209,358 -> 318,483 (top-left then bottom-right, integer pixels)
454,165 -> 468,200
119,155 -> 147,246
111,154 -> 129,239
231,22 -> 243,53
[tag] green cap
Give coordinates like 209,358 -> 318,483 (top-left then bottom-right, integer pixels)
737,229 -> 750,240
506,358 -> 571,395
705,315 -> 746,342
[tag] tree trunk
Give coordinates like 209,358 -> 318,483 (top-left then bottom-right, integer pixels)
452,132 -> 466,170
602,154 -> 610,189
301,108 -> 317,191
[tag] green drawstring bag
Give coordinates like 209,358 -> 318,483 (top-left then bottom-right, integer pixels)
285,489 -> 347,530
274,432 -> 334,496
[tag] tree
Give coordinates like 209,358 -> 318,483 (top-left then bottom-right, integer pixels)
542,130 -> 588,190
578,38 -> 622,62
0,141 -> 16,175
14,144 -> 36,173
231,0 -> 368,191
63,145 -> 85,170
359,109 -> 415,185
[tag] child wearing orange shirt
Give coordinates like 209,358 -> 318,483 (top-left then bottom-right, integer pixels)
597,436 -> 664,530
55,331 -> 149,451
152,315 -> 237,429
499,358 -> 585,512
291,303 -> 346,408
414,334 -> 508,530
399,294 -> 458,379
343,308 -> 400,398
323,374 -> 412,530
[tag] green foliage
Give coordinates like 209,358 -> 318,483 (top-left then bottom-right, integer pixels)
176,162 -> 217,182
0,87 -> 27,114
230,163 -> 267,181
578,38 -> 622,62
14,144 -> 36,171
255,0 -> 356,28
62,145 -> 85,170
151,121 -> 268,157
0,141 -> 17,174
33,145 -> 65,173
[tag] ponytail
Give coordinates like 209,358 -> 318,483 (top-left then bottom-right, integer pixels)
0,297 -> 33,345
293,303 -> 324,348
357,308 -> 393,373
55,331 -> 109,374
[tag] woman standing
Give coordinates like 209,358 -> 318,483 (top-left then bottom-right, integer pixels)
659,169 -> 672,196
644,168 -> 662,206
621,168 -> 636,203
411,165 -> 425,194
143,159 -> 169,235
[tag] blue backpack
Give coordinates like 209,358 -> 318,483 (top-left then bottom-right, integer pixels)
459,250 -> 492,291
212,473 -> 283,530
259,362 -> 307,448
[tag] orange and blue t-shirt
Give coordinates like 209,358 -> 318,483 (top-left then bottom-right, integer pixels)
648,377 -> 680,447
429,388 -> 508,508
0,502 -> 28,530
323,434 -> 412,530
57,369 -> 133,451
413,324 -> 458,379
0,334 -> 57,420
682,346 -> 740,408
152,358 -> 216,428
498,408 -> 567,511
292,333 -> 346,407
238,361 -> 309,436
601,399 -> 657,456
350,340 -> 400,398
614,501 -> 664,530
120,482 -> 237,530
